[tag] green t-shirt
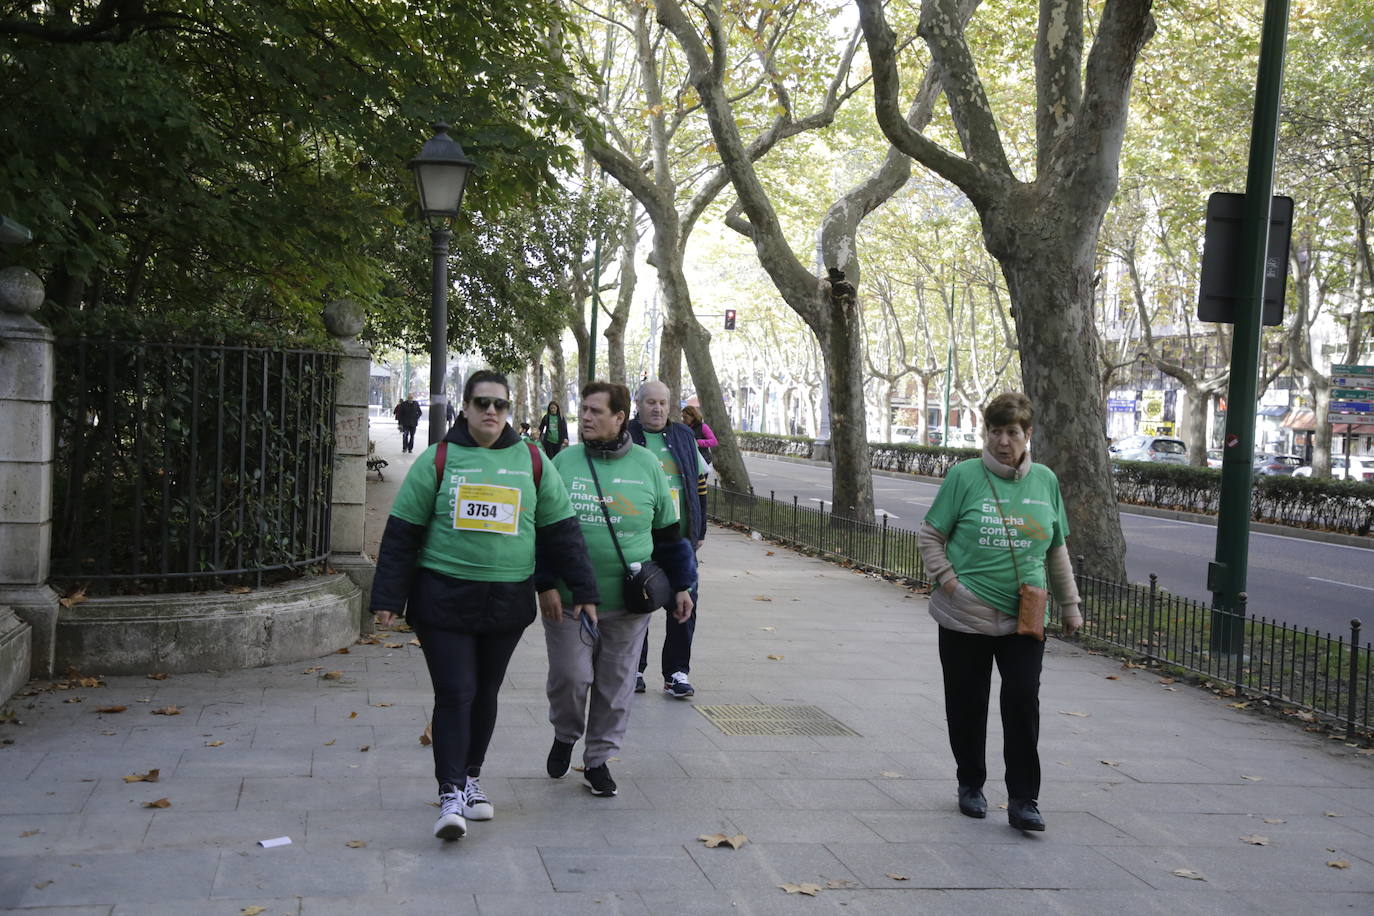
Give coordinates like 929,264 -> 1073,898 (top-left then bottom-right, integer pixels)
388,440 -> 575,582
552,443 -> 679,610
643,430 -> 707,537
923,458 -> 1069,617
543,414 -> 561,443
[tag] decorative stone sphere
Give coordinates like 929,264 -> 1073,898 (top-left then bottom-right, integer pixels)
0,266 -> 44,315
322,298 -> 366,338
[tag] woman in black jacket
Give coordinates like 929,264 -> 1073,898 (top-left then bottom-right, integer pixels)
537,400 -> 569,459
371,370 -> 599,841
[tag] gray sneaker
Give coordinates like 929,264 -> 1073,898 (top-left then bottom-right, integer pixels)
462,775 -> 493,820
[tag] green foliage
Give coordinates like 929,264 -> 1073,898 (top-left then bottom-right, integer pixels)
1,0 -> 593,344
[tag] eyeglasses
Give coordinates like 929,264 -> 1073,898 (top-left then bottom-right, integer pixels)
470,396 -> 510,412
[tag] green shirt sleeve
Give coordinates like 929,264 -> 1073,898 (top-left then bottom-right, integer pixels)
650,451 -> 679,528
1047,467 -> 1069,547
923,460 -> 969,536
534,452 -> 575,527
388,444 -> 441,526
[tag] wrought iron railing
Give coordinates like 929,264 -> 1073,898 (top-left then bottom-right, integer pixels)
708,483 -> 1369,737
51,340 -> 339,592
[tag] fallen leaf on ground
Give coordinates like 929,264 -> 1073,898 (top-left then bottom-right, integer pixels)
146,673 -> 170,680
348,711 -> 358,719
753,596 -> 773,602
1104,675 -> 1119,680
1323,811 -> 1344,818
323,739 -> 336,747
1263,818 -> 1285,824
322,671 -> 343,680
1158,677 -> 1175,685
778,883 -> 822,896
880,771 -> 903,779
393,622 -> 413,632
826,879 -> 856,888
33,880 -> 52,889
384,643 -> 403,649
19,829 -> 40,837
205,740 -> 224,747
758,626 -> 775,631
59,586 -> 88,608
1228,702 -> 1251,709
303,666 -> 323,674
698,833 -> 747,849
64,697 -> 83,704
336,647 -> 350,655
1240,835 -> 1269,846
124,769 -> 160,783
766,654 -> 784,661
345,840 -> 367,848
151,706 -> 180,716
1357,748 -> 1374,756
885,873 -> 909,881
1173,868 -> 1206,881
408,638 -> 421,647
371,702 -> 393,707
1328,860 -> 1350,869
1100,760 -> 1120,767
242,907 -> 267,916
765,551 -> 775,556
143,798 -> 172,808
1059,710 -> 1089,717
225,586 -> 251,594
419,724 -> 432,746
359,745 -> 370,752
1241,774 -> 1262,782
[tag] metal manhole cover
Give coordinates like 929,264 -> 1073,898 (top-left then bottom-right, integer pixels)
695,704 -> 861,737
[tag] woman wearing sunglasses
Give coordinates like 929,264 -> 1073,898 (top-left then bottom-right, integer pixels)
371,370 -> 599,841
536,381 -> 696,798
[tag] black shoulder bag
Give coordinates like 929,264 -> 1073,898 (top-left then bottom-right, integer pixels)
584,450 -> 673,614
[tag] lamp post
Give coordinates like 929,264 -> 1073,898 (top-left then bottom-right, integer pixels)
408,122 -> 475,446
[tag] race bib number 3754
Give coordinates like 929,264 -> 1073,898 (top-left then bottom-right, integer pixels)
453,483 -> 521,536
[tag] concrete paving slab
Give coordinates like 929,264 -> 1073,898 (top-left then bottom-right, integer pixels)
300,892 -> 479,915
81,775 -> 242,814
14,850 -> 220,907
685,841 -> 858,892
538,845 -> 711,893
211,846 -> 386,898
142,809 -> 308,851
472,891 -> 645,916
384,844 -> 552,892
238,776 -> 382,811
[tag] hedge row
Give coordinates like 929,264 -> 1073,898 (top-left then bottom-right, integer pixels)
733,431 -> 1374,538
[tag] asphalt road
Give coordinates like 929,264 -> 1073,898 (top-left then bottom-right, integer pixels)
734,453 -> 1374,637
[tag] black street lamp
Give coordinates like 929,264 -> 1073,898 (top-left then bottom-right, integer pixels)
408,122 -> 475,446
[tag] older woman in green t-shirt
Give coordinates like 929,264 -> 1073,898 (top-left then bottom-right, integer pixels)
536,381 -> 696,798
917,391 -> 1082,833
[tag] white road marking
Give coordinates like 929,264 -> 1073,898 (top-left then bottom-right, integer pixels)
1307,576 -> 1374,592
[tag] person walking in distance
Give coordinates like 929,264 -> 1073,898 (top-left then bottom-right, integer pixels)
538,401 -> 569,460
397,393 -> 423,454
630,380 -> 708,699
370,370 -> 599,840
538,381 -> 695,797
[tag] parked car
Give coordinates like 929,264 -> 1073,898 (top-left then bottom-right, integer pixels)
1253,453 -> 1304,476
1109,434 -> 1189,465
1293,455 -> 1374,482
1206,448 -> 1223,469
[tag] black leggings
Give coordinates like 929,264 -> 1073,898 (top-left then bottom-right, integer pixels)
937,625 -> 1044,801
412,623 -> 525,788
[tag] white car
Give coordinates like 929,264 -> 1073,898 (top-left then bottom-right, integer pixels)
1293,455 -> 1374,482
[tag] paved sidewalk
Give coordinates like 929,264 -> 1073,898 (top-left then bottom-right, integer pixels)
2,419 -> 1372,913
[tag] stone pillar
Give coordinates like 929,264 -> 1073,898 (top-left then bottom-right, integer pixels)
0,266 -> 58,683
323,299 -> 375,622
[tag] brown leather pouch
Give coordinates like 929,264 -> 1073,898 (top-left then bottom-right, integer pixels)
1016,583 -> 1048,641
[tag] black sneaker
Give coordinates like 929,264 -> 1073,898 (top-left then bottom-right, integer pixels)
546,738 -> 574,779
1008,797 -> 1045,832
663,671 -> 694,699
634,673 -> 646,694
583,762 -> 617,797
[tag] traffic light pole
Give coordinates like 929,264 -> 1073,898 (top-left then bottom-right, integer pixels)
1208,0 -> 1290,653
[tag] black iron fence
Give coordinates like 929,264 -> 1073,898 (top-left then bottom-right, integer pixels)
51,339 -> 339,592
708,483 -> 1370,736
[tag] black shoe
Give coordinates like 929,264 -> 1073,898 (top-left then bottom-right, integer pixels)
546,738 -> 574,779
957,785 -> 987,819
1008,798 -> 1045,832
634,673 -> 646,694
583,762 -> 617,797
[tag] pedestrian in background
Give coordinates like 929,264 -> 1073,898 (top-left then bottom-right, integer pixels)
396,394 -> 423,454
538,381 -> 695,797
371,370 -> 599,840
630,380 -> 708,699
681,404 -> 717,466
917,391 -> 1082,833
539,400 -> 569,460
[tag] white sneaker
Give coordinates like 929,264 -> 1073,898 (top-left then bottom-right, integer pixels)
433,784 -> 467,840
462,775 -> 494,820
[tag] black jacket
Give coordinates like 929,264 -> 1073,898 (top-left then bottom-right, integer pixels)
538,411 -> 568,443
396,399 -> 422,427
369,417 -> 599,632
628,417 -> 708,543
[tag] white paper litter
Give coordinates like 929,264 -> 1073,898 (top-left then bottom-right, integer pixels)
258,836 -> 292,848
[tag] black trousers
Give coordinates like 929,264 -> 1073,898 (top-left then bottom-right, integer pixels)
411,623 -> 524,789
400,424 -> 417,452
542,441 -> 562,460
937,625 -> 1044,801
637,582 -> 698,679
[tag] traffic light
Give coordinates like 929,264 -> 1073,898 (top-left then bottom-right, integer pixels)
724,309 -> 736,330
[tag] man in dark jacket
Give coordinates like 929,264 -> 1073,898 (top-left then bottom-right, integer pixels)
629,379 -> 709,699
397,394 -> 423,453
